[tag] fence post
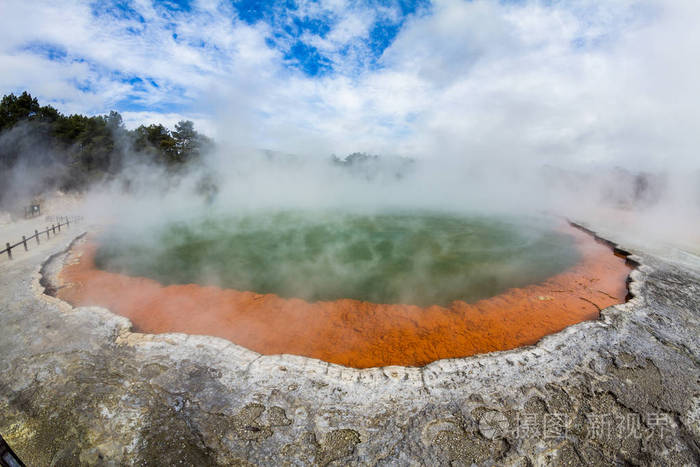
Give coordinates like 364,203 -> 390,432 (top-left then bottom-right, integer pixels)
52,224 -> 56,234
67,218 -> 70,228
22,236 -> 27,251
46,227 -> 50,239
57,222 -> 61,232
35,230 -> 40,245
5,243 -> 11,260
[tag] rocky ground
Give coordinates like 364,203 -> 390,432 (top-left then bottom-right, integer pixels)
0,218 -> 698,466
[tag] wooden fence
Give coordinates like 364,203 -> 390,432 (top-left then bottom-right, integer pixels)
1,216 -> 80,260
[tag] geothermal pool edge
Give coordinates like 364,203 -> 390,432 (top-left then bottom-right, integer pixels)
1,221 -> 698,465
45,222 -> 637,370
51,220 -> 633,368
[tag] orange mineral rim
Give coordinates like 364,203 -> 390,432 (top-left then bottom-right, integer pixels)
57,223 -> 631,368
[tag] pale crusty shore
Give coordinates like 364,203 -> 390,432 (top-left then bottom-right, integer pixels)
0,215 -> 698,466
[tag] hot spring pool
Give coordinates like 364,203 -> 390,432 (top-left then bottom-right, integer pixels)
59,211 -> 630,367
93,211 -> 580,307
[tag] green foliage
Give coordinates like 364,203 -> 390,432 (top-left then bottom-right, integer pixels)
0,91 -> 60,131
0,91 -> 210,200
133,123 -> 176,163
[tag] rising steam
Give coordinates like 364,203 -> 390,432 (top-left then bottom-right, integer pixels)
1,0 -> 699,253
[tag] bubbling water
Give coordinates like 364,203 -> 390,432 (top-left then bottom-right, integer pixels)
93,211 -> 580,307
58,215 -> 631,367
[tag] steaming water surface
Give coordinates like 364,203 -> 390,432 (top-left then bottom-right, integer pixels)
94,211 -> 580,306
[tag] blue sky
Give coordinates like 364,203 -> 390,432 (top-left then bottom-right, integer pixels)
3,0 -> 432,123
1,0 -> 698,168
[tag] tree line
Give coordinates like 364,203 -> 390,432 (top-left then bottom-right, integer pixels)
0,91 -> 211,206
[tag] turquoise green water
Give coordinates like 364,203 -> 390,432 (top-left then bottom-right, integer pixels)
94,211 -> 580,306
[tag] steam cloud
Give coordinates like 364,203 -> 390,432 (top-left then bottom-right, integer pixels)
1,0 -> 699,251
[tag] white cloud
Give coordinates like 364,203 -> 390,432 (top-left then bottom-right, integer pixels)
0,0 -> 699,173
231,0 -> 700,171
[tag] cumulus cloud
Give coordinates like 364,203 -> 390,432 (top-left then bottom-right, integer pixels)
0,0 -> 699,176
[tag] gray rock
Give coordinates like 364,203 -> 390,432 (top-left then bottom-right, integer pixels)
0,220 -> 698,466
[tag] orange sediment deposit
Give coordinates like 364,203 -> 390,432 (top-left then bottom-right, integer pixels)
57,225 -> 631,368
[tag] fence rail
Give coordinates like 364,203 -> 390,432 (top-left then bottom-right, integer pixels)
1,216 -> 80,260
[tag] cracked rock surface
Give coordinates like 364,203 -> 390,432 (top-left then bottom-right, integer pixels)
0,221 -> 698,466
